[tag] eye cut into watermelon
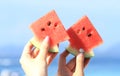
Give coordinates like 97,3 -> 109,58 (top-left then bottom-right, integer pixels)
30,10 -> 70,52
66,16 -> 103,58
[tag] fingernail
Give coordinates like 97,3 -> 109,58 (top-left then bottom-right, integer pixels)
77,49 -> 84,60
79,49 -> 84,54
43,36 -> 50,45
44,36 -> 49,41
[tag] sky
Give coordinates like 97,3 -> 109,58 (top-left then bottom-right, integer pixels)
0,0 -> 120,76
0,0 -> 120,57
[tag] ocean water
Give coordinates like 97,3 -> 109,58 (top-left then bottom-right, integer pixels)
0,57 -> 58,76
84,58 -> 120,76
0,56 -> 120,76
0,43 -> 120,76
0,57 -> 24,76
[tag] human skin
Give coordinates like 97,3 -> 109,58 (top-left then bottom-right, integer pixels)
20,36 -> 57,76
57,50 -> 90,76
20,36 -> 90,76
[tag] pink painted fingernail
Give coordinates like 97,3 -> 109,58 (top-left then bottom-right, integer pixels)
79,49 -> 84,54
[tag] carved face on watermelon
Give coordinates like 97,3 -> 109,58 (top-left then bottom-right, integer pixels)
30,10 -> 69,51
67,16 -> 103,52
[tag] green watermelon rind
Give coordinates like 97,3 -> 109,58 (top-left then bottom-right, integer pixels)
30,38 -> 59,52
66,45 -> 94,58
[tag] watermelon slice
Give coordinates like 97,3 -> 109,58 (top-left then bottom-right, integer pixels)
66,16 -> 103,57
30,10 -> 70,52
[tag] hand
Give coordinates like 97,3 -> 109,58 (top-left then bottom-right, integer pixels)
20,36 -> 57,76
57,50 -> 90,76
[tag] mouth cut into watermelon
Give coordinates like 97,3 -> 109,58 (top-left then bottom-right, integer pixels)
30,10 -> 70,52
66,16 -> 103,58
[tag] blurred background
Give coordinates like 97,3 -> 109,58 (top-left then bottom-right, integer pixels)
0,0 -> 120,76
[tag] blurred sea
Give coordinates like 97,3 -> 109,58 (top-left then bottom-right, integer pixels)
0,57 -> 120,76
0,57 -> 24,76
0,45 -> 120,76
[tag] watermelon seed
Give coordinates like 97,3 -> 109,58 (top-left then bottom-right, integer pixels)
82,27 -> 85,31
54,23 -> 58,27
47,21 -> 51,26
87,33 -> 92,37
41,28 -> 45,31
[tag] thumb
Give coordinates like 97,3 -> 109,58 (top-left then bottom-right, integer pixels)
36,36 -> 50,60
74,52 -> 84,75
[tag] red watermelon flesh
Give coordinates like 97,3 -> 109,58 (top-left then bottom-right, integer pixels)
30,10 -> 70,50
67,16 -> 103,57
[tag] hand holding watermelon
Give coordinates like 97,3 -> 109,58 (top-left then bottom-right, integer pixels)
57,50 -> 90,76
20,37 -> 89,76
20,10 -> 103,76
20,36 -> 56,76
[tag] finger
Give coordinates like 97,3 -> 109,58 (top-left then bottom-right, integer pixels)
61,50 -> 69,58
74,53 -> 84,75
84,58 -> 90,68
66,57 -> 76,71
71,65 -> 76,72
59,50 -> 69,66
22,41 -> 33,55
71,58 -> 90,73
36,36 -> 50,60
32,48 -> 39,58
47,52 -> 58,66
